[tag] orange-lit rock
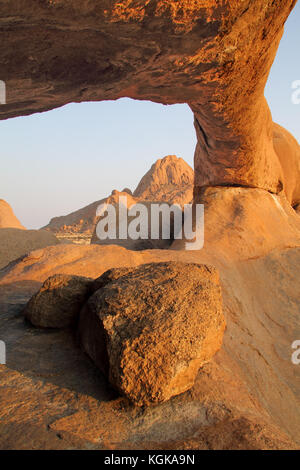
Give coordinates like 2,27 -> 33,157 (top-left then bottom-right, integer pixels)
0,1 -> 298,194
79,262 -> 225,406
24,274 -> 95,328
133,155 -> 193,204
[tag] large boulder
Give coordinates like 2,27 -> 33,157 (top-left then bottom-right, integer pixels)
133,155 -> 193,205
79,262 -> 225,406
24,274 -> 95,328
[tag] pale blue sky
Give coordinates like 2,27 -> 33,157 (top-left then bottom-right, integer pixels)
1,2 -> 299,229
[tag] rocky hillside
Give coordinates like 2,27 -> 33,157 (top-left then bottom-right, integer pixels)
43,155 -> 193,244
133,155 -> 193,204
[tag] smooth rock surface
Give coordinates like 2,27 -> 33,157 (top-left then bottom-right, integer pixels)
173,186 -> 300,259
0,245 -> 299,449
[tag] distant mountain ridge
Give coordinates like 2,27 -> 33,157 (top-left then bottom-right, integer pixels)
133,155 -> 194,202
43,155 -> 194,244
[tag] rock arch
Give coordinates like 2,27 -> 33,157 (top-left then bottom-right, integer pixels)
0,0 -> 299,207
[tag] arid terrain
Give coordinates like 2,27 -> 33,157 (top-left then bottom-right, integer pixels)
0,142 -> 299,449
43,155 -> 194,245
0,0 -> 299,451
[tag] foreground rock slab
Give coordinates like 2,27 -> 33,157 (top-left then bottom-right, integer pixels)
0,246 -> 299,449
79,262 -> 225,406
24,274 -> 95,328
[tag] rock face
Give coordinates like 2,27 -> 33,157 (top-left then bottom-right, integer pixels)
79,262 -> 225,406
0,244 -> 299,448
0,200 -> 25,229
133,155 -> 193,204
90,190 -> 160,250
173,186 -> 300,260
0,1 -> 298,198
90,189 -> 185,250
24,274 -> 95,328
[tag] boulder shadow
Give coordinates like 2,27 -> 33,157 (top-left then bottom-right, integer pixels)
0,280 -> 118,402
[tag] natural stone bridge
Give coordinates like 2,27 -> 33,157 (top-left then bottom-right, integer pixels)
0,0 -> 299,208
1,2 -> 300,450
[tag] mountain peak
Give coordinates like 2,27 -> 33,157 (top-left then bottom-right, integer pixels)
133,155 -> 193,200
44,155 -> 194,242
